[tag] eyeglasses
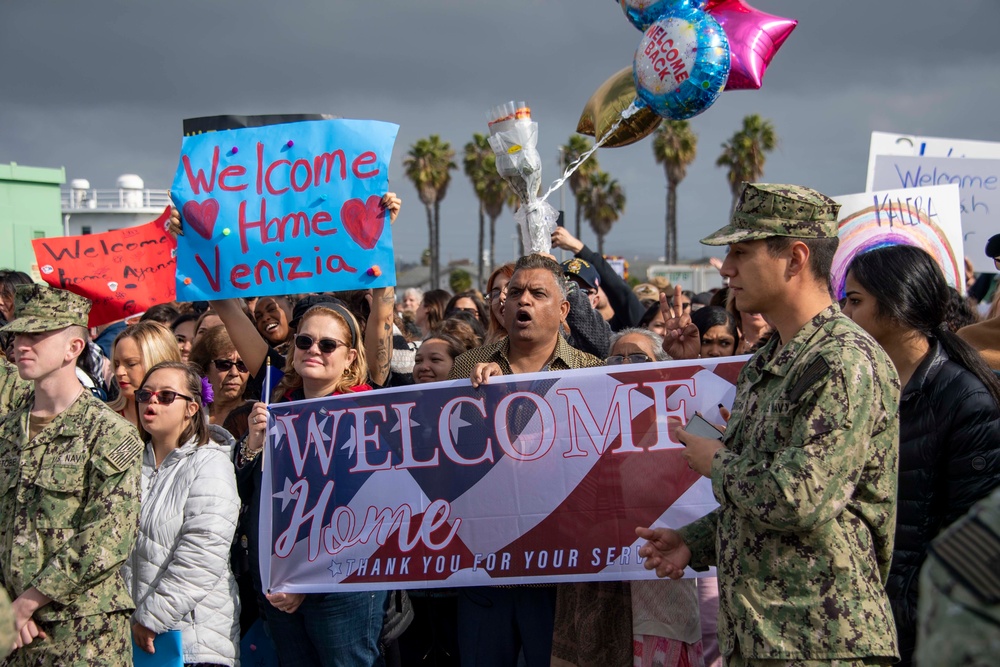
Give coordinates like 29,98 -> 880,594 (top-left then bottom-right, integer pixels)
486,287 -> 506,303
448,307 -> 480,318
135,389 -> 195,405
295,334 -> 349,354
606,353 -> 653,365
213,358 -> 249,373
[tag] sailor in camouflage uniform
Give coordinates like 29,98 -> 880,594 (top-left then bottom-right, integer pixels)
0,285 -> 142,666
639,183 -> 901,666
916,485 -> 1000,666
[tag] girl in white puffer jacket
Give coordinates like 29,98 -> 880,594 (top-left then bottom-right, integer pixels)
122,361 -> 241,667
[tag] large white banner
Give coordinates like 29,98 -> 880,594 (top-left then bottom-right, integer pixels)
259,357 -> 747,592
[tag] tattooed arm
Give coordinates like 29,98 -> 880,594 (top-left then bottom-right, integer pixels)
366,192 -> 402,388
367,286 -> 396,387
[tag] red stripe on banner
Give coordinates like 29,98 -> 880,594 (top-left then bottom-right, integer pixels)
498,448 -> 702,578
712,360 -> 744,386
495,382 -> 702,578
342,518 -> 477,585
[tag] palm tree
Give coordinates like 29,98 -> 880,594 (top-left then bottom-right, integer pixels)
463,133 -> 508,287
652,121 -> 697,264
404,135 -> 456,288
716,114 -> 777,215
561,135 -> 601,239
579,170 -> 626,256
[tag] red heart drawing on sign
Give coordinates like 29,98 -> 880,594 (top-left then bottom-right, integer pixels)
182,199 -> 219,240
340,195 -> 386,251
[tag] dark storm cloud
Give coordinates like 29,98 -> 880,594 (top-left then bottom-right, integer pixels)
2,0 -> 999,265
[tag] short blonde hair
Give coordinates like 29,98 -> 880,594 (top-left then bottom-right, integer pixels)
109,320 -> 181,412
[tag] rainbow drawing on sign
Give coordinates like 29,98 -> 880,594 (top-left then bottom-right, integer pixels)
830,203 -> 962,300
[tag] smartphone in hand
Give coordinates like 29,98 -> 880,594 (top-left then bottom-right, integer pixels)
684,412 -> 725,441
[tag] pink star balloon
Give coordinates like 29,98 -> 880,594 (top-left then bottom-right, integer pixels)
705,0 -> 797,90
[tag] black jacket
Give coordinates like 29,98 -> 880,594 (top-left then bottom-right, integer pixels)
888,340 -> 1000,665
576,246 -> 646,332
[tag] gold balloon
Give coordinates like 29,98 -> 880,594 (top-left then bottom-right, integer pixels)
577,66 -> 662,148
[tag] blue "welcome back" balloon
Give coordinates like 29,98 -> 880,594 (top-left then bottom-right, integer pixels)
632,3 -> 730,120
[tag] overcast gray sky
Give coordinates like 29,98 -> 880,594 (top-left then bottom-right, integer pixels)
2,0 -> 998,267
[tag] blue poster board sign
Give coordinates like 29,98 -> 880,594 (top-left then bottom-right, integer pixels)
171,119 -> 399,300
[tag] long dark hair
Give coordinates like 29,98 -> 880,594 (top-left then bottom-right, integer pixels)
420,289 -> 451,333
691,306 -> 739,341
445,291 -> 489,326
849,245 -> 1000,406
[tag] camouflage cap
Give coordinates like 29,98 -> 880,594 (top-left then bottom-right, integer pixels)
701,183 -> 841,246
0,284 -> 91,333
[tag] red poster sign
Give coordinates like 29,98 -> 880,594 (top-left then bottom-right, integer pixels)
32,207 -> 178,327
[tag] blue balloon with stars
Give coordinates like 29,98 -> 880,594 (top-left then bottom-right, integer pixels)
632,3 -> 730,120
619,0 -> 706,32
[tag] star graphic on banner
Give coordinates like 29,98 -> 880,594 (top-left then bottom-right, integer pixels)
268,416 -> 286,452
272,477 -> 299,512
341,426 -> 358,457
316,414 -> 331,441
328,560 -> 343,577
449,406 -> 472,443
389,413 -> 420,433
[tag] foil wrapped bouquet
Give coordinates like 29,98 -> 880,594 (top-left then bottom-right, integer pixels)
487,101 -> 558,255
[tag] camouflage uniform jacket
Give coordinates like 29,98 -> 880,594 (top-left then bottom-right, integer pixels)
0,390 -> 142,622
0,359 -> 30,420
917,485 -> 1000,666
679,305 -> 900,661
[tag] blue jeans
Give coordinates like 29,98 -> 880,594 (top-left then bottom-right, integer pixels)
263,591 -> 388,667
457,586 -> 556,667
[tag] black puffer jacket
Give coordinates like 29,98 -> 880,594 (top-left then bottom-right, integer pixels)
888,340 -> 1000,666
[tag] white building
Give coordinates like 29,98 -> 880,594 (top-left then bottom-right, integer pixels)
61,175 -> 171,236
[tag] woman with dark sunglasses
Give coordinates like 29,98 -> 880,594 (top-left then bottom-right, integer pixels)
241,304 -> 387,667
444,290 -> 488,325
122,361 -> 240,667
189,325 -> 251,432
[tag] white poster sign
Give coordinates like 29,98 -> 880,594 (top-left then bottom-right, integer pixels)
871,155 -> 999,273
831,184 -> 964,299
865,131 -> 1000,192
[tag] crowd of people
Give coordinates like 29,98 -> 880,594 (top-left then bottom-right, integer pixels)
0,183 -> 998,667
